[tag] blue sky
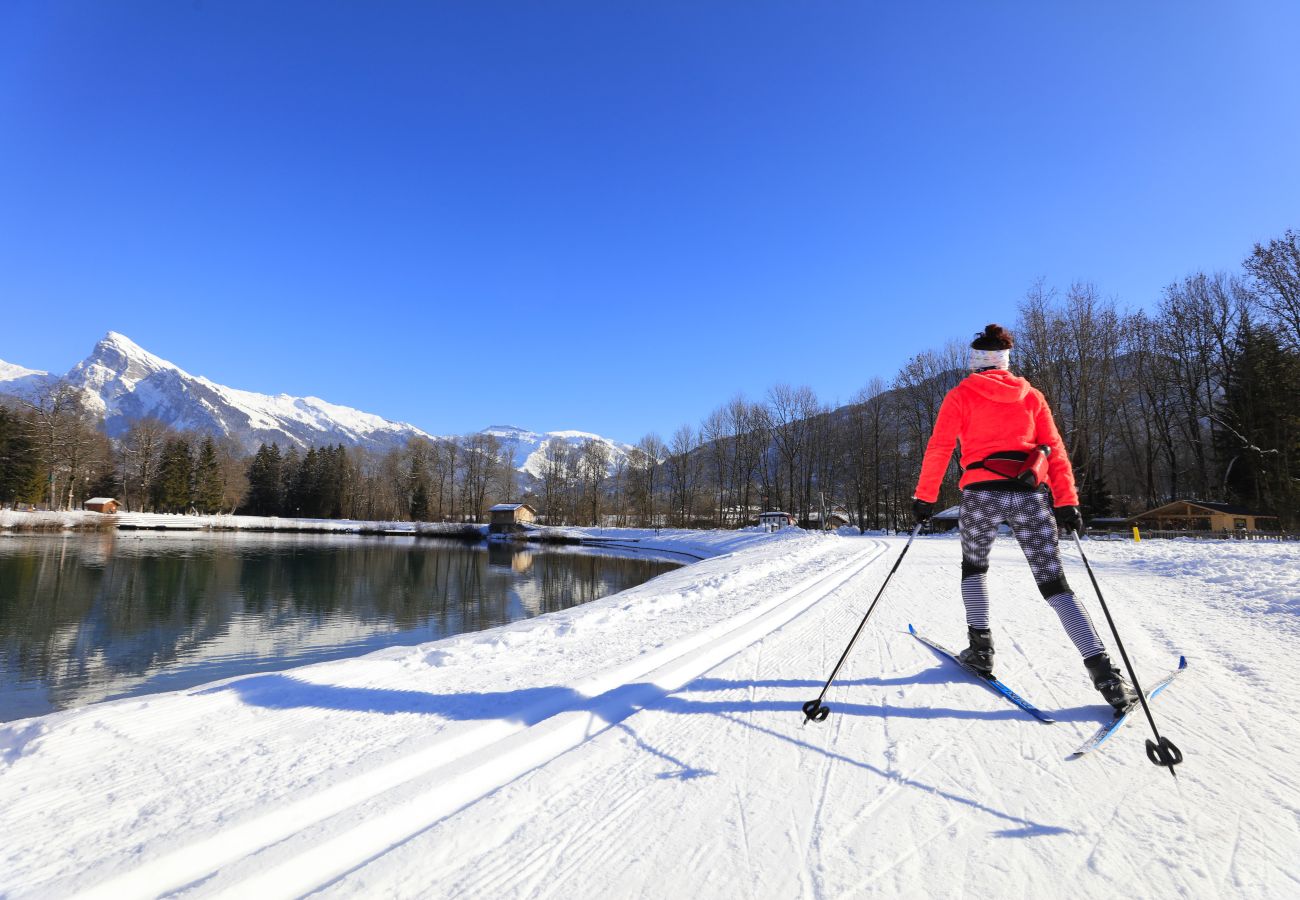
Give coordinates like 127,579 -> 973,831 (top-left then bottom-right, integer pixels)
2,2 -> 1297,443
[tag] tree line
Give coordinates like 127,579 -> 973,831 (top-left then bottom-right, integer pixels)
2,229 -> 1297,529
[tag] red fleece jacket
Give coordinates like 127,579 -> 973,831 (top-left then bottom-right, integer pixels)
913,370 -> 1078,507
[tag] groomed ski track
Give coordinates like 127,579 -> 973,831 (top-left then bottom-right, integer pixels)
2,532 -> 1298,898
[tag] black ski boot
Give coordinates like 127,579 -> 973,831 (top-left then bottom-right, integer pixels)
1084,652 -> 1139,714
958,627 -> 995,677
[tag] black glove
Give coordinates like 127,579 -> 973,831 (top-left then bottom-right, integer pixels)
1054,505 -> 1083,534
912,498 -> 934,524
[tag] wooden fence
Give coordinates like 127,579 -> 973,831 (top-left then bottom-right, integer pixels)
1086,528 -> 1299,542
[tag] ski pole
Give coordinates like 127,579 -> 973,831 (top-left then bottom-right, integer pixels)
1071,532 -> 1184,777
802,524 -> 922,725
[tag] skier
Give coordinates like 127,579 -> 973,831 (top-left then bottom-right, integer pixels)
910,324 -> 1138,712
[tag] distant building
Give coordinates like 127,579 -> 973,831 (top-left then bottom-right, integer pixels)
489,503 -> 538,534
803,506 -> 852,530
83,498 -> 120,514
1129,500 -> 1279,533
929,505 -> 961,533
759,511 -> 796,532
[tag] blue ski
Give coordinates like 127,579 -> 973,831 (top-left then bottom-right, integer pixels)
1068,656 -> 1187,759
907,624 -> 1055,724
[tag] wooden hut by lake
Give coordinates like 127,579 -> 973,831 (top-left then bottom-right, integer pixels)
82,498 -> 120,514
489,503 -> 538,534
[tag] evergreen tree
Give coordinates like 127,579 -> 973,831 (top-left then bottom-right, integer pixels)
195,436 -> 224,513
409,452 -> 430,521
1216,317 -> 1300,526
245,443 -> 283,516
1078,464 -> 1113,521
280,446 -> 302,516
151,437 -> 193,512
317,444 -> 347,518
298,447 -> 321,516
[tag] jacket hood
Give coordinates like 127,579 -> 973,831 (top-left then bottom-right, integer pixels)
961,370 -> 1031,403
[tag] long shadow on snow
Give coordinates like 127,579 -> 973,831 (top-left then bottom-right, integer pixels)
201,663 -> 1097,724
203,671 -> 1075,836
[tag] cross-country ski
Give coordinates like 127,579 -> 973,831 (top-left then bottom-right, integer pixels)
907,623 -> 1056,723
1069,656 -> 1189,760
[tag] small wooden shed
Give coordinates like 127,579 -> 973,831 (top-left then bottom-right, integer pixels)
489,503 -> 538,534
1129,500 -> 1278,533
929,505 -> 961,533
83,497 -> 120,514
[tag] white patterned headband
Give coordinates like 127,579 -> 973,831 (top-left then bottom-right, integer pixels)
969,348 -> 1010,371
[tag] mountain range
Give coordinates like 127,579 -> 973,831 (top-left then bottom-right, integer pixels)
0,333 -> 633,478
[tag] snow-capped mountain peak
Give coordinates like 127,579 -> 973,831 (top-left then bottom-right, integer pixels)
0,357 -> 51,398
0,358 -> 47,382
93,331 -> 178,377
0,336 -> 633,474
1,332 -> 434,452
69,332 -> 185,411
483,425 -> 635,479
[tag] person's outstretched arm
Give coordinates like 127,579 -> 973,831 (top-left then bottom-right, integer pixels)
914,391 -> 962,503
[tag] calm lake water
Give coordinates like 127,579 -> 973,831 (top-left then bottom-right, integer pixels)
0,532 -> 681,722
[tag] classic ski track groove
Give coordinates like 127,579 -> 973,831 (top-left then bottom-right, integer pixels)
435,556 -> 887,900
418,569 -> 873,900
423,566 -> 877,900
69,541 -> 888,900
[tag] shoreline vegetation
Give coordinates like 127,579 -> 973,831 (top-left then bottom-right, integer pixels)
0,511 -> 721,562
0,510 -> 714,558
0,509 -> 485,540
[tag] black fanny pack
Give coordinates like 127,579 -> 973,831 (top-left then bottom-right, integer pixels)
965,445 -> 1051,488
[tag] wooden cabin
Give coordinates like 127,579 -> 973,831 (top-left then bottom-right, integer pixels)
1129,500 -> 1279,533
489,502 -> 538,534
82,497 -> 120,514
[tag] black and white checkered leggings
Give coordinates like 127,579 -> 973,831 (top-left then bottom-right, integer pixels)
959,489 -> 1104,658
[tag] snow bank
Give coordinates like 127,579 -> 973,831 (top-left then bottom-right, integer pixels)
1079,538 -> 1300,623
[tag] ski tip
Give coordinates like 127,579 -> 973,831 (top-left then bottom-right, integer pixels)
907,623 -> 917,635
1178,655 -> 1187,669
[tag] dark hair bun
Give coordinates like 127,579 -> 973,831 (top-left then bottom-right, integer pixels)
971,323 -> 1014,350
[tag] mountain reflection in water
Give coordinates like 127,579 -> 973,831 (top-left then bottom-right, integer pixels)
0,532 -> 680,722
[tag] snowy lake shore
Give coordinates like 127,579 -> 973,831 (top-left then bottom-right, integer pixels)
0,508 -> 485,538
1,529 -> 1298,898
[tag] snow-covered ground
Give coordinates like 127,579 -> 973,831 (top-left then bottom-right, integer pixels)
1,531 -> 1297,898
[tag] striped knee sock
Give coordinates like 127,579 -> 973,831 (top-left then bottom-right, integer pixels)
1046,592 -> 1104,657
961,574 -> 990,630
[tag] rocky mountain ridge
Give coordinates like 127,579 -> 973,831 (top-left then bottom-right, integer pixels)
0,334 -> 633,476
